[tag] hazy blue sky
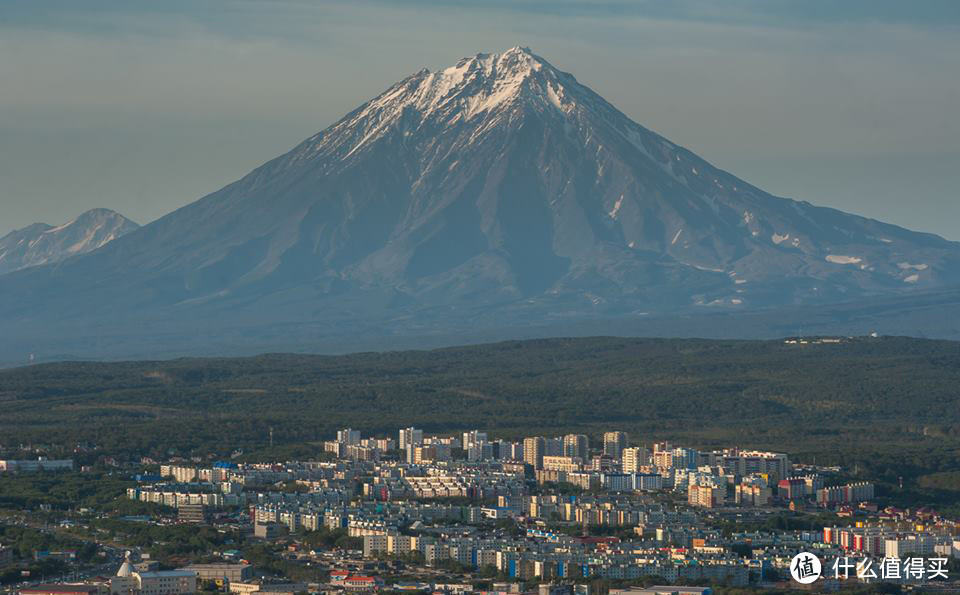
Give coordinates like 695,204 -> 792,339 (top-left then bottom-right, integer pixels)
1,0 -> 958,238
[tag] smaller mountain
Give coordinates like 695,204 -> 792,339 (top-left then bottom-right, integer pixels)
0,208 -> 139,275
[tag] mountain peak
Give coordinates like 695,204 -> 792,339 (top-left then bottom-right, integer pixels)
304,47 -> 580,164
45,208 -> 137,234
433,46 -> 570,114
406,46 -> 562,114
0,208 -> 139,274
448,46 -> 546,76
501,45 -> 536,57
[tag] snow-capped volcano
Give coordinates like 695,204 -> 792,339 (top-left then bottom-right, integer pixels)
1,47 -> 959,361
0,208 -> 138,275
261,46 -> 957,302
318,47 -> 585,156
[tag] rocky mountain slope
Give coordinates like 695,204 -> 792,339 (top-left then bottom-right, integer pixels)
0,208 -> 138,275
1,47 -> 958,363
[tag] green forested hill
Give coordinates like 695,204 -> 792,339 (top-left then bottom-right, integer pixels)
1,336 -> 959,469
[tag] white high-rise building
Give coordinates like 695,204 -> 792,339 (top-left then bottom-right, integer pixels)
563,434 -> 589,460
622,446 -> 651,473
462,430 -> 488,449
398,427 -> 423,451
603,432 -> 628,458
337,428 -> 361,444
544,437 -> 564,456
497,441 -> 524,461
523,437 -> 546,470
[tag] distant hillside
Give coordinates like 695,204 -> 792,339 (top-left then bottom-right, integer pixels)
2,336 -> 959,468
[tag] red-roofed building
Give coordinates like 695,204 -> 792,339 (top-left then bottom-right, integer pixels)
344,575 -> 382,590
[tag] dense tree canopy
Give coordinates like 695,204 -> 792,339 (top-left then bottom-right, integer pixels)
1,336 -> 959,511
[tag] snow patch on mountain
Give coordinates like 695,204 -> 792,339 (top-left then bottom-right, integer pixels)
826,255 -> 862,265
608,194 -> 625,219
898,262 -> 928,271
